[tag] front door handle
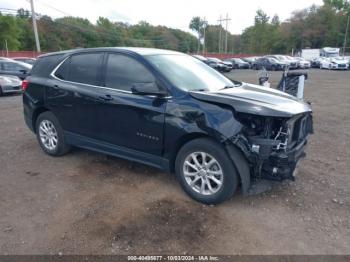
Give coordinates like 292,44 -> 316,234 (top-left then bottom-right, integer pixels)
98,94 -> 113,101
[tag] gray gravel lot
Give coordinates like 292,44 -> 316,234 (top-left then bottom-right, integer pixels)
0,69 -> 349,255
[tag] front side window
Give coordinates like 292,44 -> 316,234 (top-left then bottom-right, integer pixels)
55,53 -> 103,85
105,54 -> 155,91
146,54 -> 235,92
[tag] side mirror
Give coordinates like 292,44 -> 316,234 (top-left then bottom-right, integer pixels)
19,69 -> 27,74
131,82 -> 167,97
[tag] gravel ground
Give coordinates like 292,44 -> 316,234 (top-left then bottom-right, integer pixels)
0,69 -> 349,255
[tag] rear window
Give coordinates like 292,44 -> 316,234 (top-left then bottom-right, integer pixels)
1,62 -> 25,71
30,54 -> 65,77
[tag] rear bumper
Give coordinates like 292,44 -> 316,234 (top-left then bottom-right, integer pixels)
1,85 -> 22,94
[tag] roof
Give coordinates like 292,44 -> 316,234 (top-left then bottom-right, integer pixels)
39,47 -> 183,58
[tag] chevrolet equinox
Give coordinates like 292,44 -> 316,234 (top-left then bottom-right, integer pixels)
23,48 -> 313,204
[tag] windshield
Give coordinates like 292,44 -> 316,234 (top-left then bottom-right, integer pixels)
326,53 -> 339,57
146,54 -> 236,92
285,56 -> 295,60
208,57 -> 221,62
269,58 -> 279,63
275,55 -> 286,61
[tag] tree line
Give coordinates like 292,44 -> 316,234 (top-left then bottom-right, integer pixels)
190,0 -> 350,54
0,9 -> 198,53
0,0 -> 349,55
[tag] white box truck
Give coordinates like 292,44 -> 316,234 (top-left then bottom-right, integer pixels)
301,49 -> 320,60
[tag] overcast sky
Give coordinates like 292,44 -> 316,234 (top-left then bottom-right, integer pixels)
3,0 -> 323,34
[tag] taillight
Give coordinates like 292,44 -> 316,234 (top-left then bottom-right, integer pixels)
22,79 -> 29,91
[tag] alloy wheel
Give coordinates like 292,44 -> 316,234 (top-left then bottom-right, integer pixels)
39,120 -> 58,151
183,152 -> 224,196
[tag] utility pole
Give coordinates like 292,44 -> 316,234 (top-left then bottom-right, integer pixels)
218,15 -> 224,54
202,17 -> 207,55
343,15 -> 350,56
224,13 -> 231,54
5,40 -> 8,57
30,0 -> 41,52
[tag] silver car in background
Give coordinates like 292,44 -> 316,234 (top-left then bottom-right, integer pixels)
0,75 -> 22,96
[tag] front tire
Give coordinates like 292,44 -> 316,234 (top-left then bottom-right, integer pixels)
175,138 -> 239,204
35,111 -> 71,156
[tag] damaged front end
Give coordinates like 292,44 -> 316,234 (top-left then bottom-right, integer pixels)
231,112 -> 313,181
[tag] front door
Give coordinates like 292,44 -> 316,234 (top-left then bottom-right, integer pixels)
95,53 -> 167,156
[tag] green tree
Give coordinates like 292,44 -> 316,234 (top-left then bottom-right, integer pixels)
0,14 -> 21,50
189,16 -> 206,52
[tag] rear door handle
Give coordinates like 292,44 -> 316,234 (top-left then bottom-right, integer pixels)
98,94 -> 113,101
53,84 -> 59,90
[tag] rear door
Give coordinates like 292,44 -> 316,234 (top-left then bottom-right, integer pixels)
95,52 -> 167,156
48,52 -> 104,139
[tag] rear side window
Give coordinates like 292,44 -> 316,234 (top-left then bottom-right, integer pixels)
105,54 -> 155,91
31,54 -> 65,77
54,59 -> 69,80
68,53 -> 103,85
1,62 -> 24,71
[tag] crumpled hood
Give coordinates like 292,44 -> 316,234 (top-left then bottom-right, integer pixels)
189,82 -> 312,117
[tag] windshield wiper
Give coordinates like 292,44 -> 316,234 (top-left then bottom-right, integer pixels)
192,89 -> 208,92
219,85 -> 235,90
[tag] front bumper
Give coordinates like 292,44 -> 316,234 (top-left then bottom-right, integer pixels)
231,113 -> 313,182
261,139 -> 307,181
332,64 -> 348,70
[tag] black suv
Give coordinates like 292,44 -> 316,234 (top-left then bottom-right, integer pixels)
23,47 -> 313,204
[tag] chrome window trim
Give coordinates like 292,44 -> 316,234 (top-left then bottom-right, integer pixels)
50,56 -> 131,94
50,55 -> 172,98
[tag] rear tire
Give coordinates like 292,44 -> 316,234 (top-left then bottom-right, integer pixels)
35,111 -> 71,156
175,138 -> 238,204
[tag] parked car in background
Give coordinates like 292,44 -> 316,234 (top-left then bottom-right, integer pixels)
192,55 -> 220,71
266,55 -> 299,69
207,57 -> 232,72
241,57 -> 258,68
12,57 -> 36,65
0,60 -> 32,79
311,57 -> 325,68
0,75 -> 22,96
284,56 -> 300,69
252,57 -> 287,71
23,47 -> 313,204
295,57 -> 311,69
320,57 -> 349,70
224,58 -> 250,69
